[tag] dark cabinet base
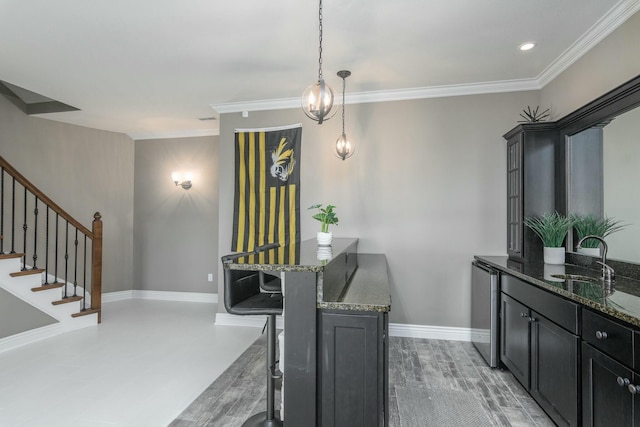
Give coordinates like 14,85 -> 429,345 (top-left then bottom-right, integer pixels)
501,293 -> 530,388
500,289 -> 578,426
319,310 -> 388,427
531,312 -> 578,427
582,342 -> 635,426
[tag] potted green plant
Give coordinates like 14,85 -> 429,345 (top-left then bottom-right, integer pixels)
308,203 -> 338,245
570,213 -> 626,256
524,212 -> 574,264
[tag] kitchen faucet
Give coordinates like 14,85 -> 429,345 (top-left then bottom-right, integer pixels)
576,235 -> 615,284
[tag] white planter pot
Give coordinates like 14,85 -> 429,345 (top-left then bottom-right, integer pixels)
316,245 -> 333,260
577,247 -> 601,257
317,231 -> 332,246
543,247 -> 565,265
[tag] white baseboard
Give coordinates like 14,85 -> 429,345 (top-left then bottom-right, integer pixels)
0,323 -> 64,354
214,312 -> 471,342
102,290 -> 134,303
1,291 -> 471,354
389,323 -> 472,342
103,290 -> 217,304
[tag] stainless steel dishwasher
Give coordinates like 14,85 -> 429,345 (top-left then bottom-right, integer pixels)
471,260 -> 500,368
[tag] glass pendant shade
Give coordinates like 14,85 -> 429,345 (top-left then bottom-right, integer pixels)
334,69 -> 354,160
302,79 -> 336,124
302,0 -> 336,124
335,132 -> 355,160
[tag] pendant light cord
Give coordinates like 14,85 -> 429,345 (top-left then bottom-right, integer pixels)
318,0 -> 324,81
341,76 -> 346,135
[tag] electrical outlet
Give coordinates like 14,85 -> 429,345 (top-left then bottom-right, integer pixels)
207,273 -> 213,282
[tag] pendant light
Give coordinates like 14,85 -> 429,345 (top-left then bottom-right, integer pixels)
335,70 -> 355,160
302,0 -> 336,124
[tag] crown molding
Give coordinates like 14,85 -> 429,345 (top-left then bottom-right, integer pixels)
211,78 -> 541,114
537,0 -> 640,87
128,128 -> 219,141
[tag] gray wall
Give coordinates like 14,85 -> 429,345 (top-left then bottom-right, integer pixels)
133,136 -> 219,293
0,96 -> 135,294
217,91 -> 540,327
0,288 -> 57,338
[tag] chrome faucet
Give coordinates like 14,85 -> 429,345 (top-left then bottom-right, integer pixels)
576,235 -> 615,284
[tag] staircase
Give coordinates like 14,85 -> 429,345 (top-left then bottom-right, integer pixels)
0,155 -> 103,345
0,253 -> 98,330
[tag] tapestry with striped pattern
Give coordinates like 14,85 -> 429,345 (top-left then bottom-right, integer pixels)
231,124 -> 301,264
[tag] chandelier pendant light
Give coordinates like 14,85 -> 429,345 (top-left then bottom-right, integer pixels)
302,0 -> 336,124
335,70 -> 355,160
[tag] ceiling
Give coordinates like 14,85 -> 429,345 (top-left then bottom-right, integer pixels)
0,0 -> 637,139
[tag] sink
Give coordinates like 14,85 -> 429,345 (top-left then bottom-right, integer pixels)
551,274 -> 600,283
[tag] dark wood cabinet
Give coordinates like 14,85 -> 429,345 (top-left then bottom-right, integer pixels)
500,274 -> 579,426
319,309 -> 388,427
581,309 -> 640,427
531,312 -> 579,427
501,293 -> 530,387
503,123 -> 560,262
506,136 -> 523,258
582,342 -> 635,426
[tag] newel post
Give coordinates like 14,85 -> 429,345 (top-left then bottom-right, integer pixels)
91,212 -> 103,323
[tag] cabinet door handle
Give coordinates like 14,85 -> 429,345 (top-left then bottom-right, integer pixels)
528,317 -> 537,323
595,331 -> 608,340
629,384 -> 640,395
618,377 -> 631,387
520,312 -> 528,318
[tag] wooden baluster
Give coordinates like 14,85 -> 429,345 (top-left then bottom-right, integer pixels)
92,212 -> 103,323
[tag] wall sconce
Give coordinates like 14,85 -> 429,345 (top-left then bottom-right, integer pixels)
171,171 -> 193,190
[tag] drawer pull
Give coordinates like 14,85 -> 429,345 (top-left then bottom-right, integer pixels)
595,331 -> 608,340
618,377 -> 630,387
629,385 -> 640,395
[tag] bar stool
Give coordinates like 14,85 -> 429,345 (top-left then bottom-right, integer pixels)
222,252 -> 283,427
254,243 -> 282,294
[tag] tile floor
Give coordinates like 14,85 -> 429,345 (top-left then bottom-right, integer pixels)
0,299 -> 260,427
170,331 -> 554,426
1,299 -> 554,427
388,337 -> 554,426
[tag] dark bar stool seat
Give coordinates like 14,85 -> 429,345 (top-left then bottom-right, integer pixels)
222,251 -> 283,427
259,271 -> 282,293
254,243 -> 282,295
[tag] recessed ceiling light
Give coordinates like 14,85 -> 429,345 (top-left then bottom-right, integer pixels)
519,42 -> 536,51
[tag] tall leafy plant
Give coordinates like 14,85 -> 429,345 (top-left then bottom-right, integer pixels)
308,204 -> 339,233
570,214 -> 626,248
524,212 -> 574,248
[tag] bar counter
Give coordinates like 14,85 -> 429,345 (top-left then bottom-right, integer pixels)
222,237 -> 391,426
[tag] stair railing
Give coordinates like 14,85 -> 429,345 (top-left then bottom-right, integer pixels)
0,156 -> 102,322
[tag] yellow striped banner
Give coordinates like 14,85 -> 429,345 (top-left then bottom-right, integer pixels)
232,125 -> 302,264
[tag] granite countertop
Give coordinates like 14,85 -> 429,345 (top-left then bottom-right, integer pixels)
318,253 -> 391,313
475,256 -> 640,328
221,238 -> 358,273
223,238 -> 391,312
